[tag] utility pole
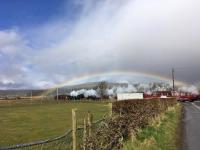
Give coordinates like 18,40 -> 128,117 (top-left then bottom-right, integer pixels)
56,88 -> 59,101
172,68 -> 175,95
31,90 -> 33,101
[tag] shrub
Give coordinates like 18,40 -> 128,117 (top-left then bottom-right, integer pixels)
85,98 -> 177,150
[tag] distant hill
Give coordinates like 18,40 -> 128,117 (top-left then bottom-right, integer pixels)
0,89 -> 46,97
0,82 -> 128,97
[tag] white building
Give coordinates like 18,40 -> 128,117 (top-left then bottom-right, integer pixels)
117,93 -> 144,101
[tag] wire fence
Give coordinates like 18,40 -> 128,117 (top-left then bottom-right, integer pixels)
0,116 -> 106,150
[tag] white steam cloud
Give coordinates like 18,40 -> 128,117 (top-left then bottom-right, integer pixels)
70,89 -> 98,97
69,82 -> 191,98
178,85 -> 199,95
70,83 -> 200,98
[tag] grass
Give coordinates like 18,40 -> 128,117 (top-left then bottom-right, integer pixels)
123,104 -> 182,150
0,100 -> 110,147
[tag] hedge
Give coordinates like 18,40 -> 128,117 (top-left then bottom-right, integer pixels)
86,98 -> 177,150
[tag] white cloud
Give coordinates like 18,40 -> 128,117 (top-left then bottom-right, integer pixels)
0,30 -> 53,89
0,30 -> 28,55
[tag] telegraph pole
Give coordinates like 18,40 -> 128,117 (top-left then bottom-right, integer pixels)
172,68 -> 175,95
31,90 -> 33,101
56,88 -> 59,101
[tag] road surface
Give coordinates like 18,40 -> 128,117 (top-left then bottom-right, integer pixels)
182,101 -> 200,150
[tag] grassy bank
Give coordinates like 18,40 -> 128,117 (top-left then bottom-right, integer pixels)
0,100 -> 110,147
124,104 -> 182,150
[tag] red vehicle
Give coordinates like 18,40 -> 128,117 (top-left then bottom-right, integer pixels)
144,91 -> 200,102
178,92 -> 200,102
153,91 -> 172,98
144,91 -> 173,99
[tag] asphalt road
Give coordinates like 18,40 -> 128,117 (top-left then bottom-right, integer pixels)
182,101 -> 200,150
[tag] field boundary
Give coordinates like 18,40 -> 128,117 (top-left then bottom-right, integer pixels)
0,119 -> 104,150
0,130 -> 71,150
123,104 -> 182,150
84,98 -> 177,149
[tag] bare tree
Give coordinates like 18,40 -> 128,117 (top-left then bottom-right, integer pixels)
97,81 -> 108,99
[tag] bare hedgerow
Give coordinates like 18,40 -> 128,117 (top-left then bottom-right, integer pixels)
85,98 -> 177,150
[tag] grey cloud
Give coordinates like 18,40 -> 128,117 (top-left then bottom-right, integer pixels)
34,0 -> 200,84
1,0 -> 200,89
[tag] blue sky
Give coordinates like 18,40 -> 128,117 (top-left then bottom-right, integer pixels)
0,0 -> 84,30
0,0 -> 200,89
0,0 -> 63,29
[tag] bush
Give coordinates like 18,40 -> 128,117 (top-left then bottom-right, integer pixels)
85,98 -> 177,150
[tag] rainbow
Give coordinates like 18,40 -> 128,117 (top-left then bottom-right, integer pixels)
41,70 -> 187,96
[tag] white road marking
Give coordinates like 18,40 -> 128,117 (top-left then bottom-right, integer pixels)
192,102 -> 200,111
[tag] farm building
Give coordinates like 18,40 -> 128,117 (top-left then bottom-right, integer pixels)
117,93 -> 144,101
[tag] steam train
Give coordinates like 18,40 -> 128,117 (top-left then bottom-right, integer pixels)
177,92 -> 200,102
144,91 -> 200,102
54,94 -> 100,100
54,91 -> 200,102
144,91 -> 173,99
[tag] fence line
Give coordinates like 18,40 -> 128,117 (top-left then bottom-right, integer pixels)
0,130 -> 71,150
0,119 -> 104,150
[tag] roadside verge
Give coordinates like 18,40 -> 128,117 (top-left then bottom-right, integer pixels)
123,104 -> 182,150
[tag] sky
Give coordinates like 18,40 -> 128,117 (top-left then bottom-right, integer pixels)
0,0 -> 200,89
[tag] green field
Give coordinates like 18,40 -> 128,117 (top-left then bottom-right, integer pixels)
0,100 -> 110,147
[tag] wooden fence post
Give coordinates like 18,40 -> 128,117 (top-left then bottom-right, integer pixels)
83,117 -> 87,150
72,109 -> 77,150
90,113 -> 93,137
131,130 -> 134,143
109,103 -> 112,116
120,108 -> 122,117
87,111 -> 93,137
